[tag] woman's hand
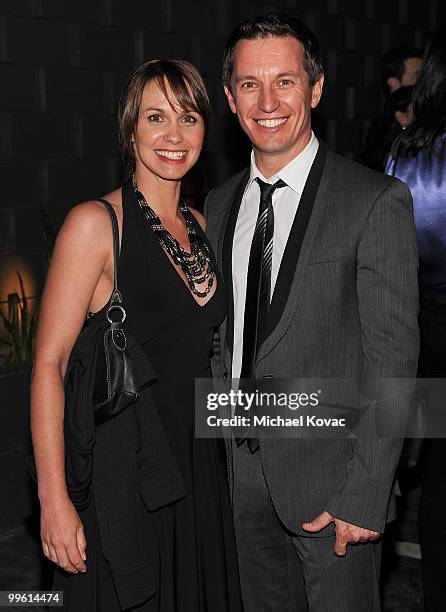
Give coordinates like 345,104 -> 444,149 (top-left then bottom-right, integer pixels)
40,496 -> 87,574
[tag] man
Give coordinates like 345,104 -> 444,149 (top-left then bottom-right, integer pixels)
204,12 -> 419,611
362,45 -> 423,170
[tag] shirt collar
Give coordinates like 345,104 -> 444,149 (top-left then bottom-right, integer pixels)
246,132 -> 319,197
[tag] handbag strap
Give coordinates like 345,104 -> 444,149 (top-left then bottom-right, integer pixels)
97,198 -> 124,314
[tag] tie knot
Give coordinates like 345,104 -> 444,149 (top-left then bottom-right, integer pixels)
256,178 -> 287,201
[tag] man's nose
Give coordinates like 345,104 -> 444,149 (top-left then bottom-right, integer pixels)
258,86 -> 280,113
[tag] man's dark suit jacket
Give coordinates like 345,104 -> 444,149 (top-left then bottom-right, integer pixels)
204,141 -> 419,535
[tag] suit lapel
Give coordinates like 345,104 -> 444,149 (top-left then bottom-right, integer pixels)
261,142 -> 328,343
220,169 -> 250,356
257,142 -> 333,362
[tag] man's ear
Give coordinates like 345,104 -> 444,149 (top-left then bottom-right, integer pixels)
387,76 -> 400,94
224,85 -> 237,114
311,74 -> 324,109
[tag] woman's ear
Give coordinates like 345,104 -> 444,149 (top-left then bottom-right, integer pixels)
395,110 -> 410,128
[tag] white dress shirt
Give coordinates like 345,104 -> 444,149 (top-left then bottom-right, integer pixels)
231,133 -> 319,379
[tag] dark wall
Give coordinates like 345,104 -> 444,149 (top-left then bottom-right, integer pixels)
0,0 -> 441,299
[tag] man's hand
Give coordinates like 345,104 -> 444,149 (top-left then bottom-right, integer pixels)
302,511 -> 380,556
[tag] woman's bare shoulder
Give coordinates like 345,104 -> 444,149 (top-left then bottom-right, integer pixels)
63,187 -> 122,236
63,200 -> 110,238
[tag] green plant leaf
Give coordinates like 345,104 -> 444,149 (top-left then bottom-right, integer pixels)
2,319 -> 13,333
0,272 -> 37,365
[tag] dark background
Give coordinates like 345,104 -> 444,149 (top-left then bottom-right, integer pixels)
0,3 -> 439,599
0,0 -> 442,308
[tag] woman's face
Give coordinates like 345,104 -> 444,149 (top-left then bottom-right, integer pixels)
133,78 -> 205,181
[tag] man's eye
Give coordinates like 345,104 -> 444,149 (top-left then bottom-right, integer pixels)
148,114 -> 163,122
278,79 -> 293,86
241,82 -> 257,89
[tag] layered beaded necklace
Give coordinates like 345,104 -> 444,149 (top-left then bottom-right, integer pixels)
132,175 -> 216,298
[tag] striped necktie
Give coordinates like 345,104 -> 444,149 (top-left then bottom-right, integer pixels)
235,178 -> 286,453
240,178 -> 287,379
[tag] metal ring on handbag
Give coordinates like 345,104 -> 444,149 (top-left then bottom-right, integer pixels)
106,304 -> 127,324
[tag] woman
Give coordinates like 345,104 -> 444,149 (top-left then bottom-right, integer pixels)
386,32 -> 446,612
363,85 -> 414,172
390,85 -> 414,132
30,59 -> 243,611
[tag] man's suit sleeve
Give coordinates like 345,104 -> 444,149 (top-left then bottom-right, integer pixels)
325,179 -> 419,532
203,188 -> 214,222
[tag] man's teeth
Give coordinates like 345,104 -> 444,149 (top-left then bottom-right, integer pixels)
155,150 -> 186,159
256,118 -> 287,128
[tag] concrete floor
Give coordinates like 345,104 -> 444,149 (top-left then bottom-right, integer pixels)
0,517 -> 424,611
382,555 -> 423,611
0,515 -> 58,612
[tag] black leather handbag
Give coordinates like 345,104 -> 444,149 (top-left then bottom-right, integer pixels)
26,198 -> 140,505
91,198 -> 139,425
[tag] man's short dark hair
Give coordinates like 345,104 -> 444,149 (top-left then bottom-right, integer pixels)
382,45 -> 422,85
222,12 -> 324,89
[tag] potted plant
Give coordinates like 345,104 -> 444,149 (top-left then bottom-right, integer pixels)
0,273 -> 37,533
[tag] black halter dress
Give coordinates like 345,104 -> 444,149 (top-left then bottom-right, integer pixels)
54,181 -> 243,611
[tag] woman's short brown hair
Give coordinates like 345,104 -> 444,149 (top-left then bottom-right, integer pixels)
118,59 -> 211,177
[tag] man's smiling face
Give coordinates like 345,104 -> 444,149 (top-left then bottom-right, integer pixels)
225,36 -> 324,173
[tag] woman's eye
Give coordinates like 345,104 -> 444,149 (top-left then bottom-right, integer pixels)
148,114 -> 163,122
182,115 -> 198,124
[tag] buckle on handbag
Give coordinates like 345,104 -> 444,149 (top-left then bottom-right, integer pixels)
106,304 -> 127,324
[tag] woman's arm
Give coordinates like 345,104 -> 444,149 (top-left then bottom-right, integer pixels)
31,200 -> 115,574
